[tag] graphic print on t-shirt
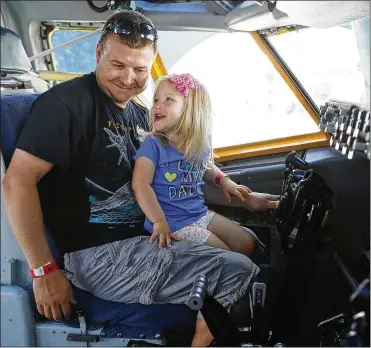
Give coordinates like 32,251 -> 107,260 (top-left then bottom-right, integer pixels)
166,161 -> 205,200
86,102 -> 149,226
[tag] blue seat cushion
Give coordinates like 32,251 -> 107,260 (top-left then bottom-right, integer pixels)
67,287 -> 197,341
1,93 -> 197,344
0,93 -> 39,167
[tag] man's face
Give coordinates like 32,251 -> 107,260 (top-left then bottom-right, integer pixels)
95,34 -> 155,107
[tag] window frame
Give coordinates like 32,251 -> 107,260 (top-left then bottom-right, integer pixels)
43,25 -> 329,162
214,31 -> 328,161
46,26 -> 98,73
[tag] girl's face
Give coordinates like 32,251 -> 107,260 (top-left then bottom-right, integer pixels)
151,80 -> 185,134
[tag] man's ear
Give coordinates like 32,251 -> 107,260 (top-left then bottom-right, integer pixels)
96,42 -> 103,65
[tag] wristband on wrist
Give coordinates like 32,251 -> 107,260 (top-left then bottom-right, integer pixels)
215,172 -> 229,187
30,260 -> 58,279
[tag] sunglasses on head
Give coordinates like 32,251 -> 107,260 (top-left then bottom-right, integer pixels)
101,19 -> 158,43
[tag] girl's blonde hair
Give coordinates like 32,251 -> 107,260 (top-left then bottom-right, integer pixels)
152,75 -> 213,169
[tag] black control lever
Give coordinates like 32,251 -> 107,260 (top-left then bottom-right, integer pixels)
285,150 -> 308,171
187,275 -> 243,346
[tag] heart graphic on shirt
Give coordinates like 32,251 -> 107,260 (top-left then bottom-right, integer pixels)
165,172 -> 177,182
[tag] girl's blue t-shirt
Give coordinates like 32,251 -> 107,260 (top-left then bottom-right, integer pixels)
134,134 -> 207,233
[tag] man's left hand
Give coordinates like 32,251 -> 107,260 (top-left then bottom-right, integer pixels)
243,192 -> 280,212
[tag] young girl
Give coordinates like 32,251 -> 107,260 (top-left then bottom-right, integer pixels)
132,73 -> 256,255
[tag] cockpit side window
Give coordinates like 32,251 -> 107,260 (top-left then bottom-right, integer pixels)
49,29 -> 99,74
267,19 -> 369,108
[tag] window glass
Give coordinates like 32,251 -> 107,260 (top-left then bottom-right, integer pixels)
50,29 -> 100,73
267,22 -> 367,107
160,31 -> 319,148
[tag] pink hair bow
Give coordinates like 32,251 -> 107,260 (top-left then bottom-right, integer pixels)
170,73 -> 199,96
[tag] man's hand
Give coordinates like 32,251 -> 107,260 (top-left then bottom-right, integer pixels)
34,270 -> 76,321
243,192 -> 280,212
220,177 -> 252,202
150,220 -> 180,248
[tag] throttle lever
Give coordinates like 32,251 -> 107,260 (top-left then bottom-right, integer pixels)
285,151 -> 308,171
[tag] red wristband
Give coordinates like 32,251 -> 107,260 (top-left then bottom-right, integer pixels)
215,172 -> 226,187
30,260 -> 58,278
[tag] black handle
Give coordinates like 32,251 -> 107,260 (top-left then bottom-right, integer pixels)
285,151 -> 308,171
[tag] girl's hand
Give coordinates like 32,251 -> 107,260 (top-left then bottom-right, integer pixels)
221,177 -> 252,202
150,220 -> 180,248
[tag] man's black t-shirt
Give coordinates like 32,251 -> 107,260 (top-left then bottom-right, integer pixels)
17,72 -> 151,254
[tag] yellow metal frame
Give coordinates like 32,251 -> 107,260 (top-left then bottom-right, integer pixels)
214,132 -> 328,162
39,71 -> 82,81
42,26 -> 328,162
151,53 -> 167,81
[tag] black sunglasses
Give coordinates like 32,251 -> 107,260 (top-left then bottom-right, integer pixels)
102,19 -> 158,43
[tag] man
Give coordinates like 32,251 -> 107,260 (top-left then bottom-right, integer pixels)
2,10 -> 279,346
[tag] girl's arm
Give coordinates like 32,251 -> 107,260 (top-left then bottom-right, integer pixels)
203,161 -> 223,184
132,156 -> 179,248
203,161 -> 252,202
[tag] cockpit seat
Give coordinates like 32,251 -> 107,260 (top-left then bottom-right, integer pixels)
0,26 -> 49,95
1,94 -> 196,347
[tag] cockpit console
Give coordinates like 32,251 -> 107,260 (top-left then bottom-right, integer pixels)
186,151 -> 368,347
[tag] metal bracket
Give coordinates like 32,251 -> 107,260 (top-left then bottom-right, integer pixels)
1,257 -> 17,285
77,310 -> 87,333
127,339 -> 165,347
66,310 -> 92,346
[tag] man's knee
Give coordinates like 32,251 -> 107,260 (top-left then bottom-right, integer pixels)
222,250 -> 258,274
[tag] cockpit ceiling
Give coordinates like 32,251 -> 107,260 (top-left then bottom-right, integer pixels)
1,1 -> 370,34
225,1 -> 370,32
111,1 -> 371,31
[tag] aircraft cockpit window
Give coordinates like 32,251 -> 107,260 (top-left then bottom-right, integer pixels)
49,29 -> 100,74
267,19 -> 368,107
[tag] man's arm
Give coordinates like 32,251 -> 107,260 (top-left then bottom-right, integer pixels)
2,149 -> 54,268
3,95 -> 82,321
2,149 -> 76,321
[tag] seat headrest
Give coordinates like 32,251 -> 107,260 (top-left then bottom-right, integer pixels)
1,27 -> 32,77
